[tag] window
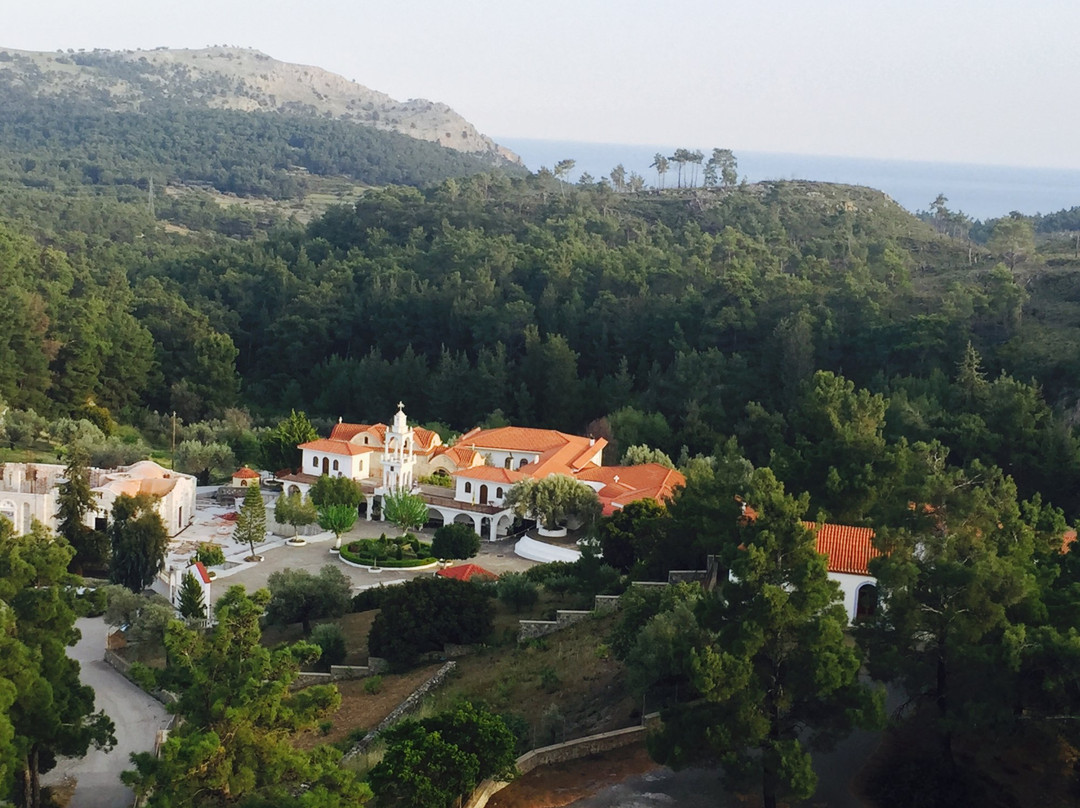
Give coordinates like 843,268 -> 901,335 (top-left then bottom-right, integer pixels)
504,458 -> 512,469
518,458 -> 528,469
333,460 -> 340,471
312,456 -> 318,468
496,487 -> 503,498
464,482 -> 472,494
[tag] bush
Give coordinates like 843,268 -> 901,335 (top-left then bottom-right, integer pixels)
367,577 -> 495,667
351,586 -> 390,612
310,623 -> 346,670
339,538 -> 436,568
363,675 -> 383,695
75,587 -> 109,617
127,661 -> 158,692
195,542 -> 226,566
497,573 -> 539,613
431,523 -> 481,560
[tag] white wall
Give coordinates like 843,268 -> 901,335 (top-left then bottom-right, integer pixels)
829,571 -> 877,623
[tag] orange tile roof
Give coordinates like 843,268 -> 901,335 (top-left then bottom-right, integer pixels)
436,563 -> 498,582
435,445 -> 482,468
193,561 -> 212,584
329,422 -> 438,453
232,467 -> 260,479
578,464 -> 685,509
298,439 -> 373,456
1063,530 -> 1077,554
804,522 -> 879,576
452,466 -> 527,484
461,426 -> 584,454
412,426 -> 440,451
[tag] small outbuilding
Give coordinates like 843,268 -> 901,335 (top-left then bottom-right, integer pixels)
435,563 -> 498,583
231,467 -> 261,488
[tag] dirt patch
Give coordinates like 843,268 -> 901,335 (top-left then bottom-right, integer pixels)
431,612 -> 637,743
489,744 -> 661,808
293,663 -> 442,749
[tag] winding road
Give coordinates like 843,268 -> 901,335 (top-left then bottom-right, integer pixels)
41,617 -> 171,808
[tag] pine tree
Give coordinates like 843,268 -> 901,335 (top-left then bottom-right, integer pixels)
647,468 -> 882,808
233,483 -> 266,561
177,570 -> 206,620
55,446 -> 108,573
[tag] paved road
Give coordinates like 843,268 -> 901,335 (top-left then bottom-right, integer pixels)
41,617 -> 170,808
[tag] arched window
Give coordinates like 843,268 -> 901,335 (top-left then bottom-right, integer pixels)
856,584 -> 878,619
496,487 -> 504,499
312,456 -> 318,468
504,458 -> 512,469
464,482 -> 472,494
333,460 -> 340,471
518,458 -> 528,469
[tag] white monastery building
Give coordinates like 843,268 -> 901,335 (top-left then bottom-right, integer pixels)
0,459 -> 196,537
279,402 -> 685,540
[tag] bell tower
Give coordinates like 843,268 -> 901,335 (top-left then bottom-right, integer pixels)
382,401 -> 416,492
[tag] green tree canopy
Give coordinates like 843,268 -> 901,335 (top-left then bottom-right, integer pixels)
382,489 -> 429,534
504,475 -> 601,532
233,483 -> 267,560
264,565 -> 352,635
430,523 -> 481,560
55,445 -> 108,574
123,585 -> 369,806
108,493 -> 169,593
0,519 -> 116,808
260,409 -> 318,473
646,469 -> 882,808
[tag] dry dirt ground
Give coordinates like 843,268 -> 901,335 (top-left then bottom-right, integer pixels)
292,663 -> 443,750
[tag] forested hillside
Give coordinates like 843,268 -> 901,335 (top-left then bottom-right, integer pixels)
5,167 -> 1080,523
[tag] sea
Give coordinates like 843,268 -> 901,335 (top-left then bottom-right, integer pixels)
497,138 -> 1080,222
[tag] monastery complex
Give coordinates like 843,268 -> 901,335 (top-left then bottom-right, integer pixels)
279,402 -> 685,541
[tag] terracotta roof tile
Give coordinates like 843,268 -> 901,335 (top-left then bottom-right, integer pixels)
804,522 -> 879,576
579,464 -> 685,510
193,561 -> 212,584
232,468 -> 260,479
435,563 -> 498,582
452,466 -> 527,484
298,439 -> 373,456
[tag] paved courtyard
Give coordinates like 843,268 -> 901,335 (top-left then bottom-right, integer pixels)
165,498 -> 538,604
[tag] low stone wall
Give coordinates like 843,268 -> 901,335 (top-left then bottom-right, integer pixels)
667,569 -> 709,584
518,609 -> 592,641
103,650 -> 178,706
342,661 -> 457,761
293,671 -> 334,687
464,713 -> 663,808
594,594 -> 621,612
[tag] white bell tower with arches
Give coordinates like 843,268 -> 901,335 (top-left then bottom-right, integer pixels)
382,401 -> 416,492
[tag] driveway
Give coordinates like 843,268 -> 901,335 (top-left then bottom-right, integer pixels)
41,617 -> 170,808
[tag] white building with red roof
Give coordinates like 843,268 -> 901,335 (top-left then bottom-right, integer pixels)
804,521 -> 880,622
286,403 -> 685,541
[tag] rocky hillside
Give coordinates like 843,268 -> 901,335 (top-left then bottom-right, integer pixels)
0,46 -> 519,165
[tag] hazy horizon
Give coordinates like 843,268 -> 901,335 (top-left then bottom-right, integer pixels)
5,1 -> 1079,171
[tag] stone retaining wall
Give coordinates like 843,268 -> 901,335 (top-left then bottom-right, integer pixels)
342,661 -> 457,761
464,713 -> 663,808
103,650 -> 178,706
518,609 -> 592,641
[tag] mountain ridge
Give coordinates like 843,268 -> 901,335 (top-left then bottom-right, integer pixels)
0,45 -> 520,165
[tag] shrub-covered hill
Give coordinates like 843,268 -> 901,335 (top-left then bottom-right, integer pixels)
6,168 -> 1080,520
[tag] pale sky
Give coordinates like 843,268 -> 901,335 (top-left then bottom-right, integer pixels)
5,0 -> 1078,169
